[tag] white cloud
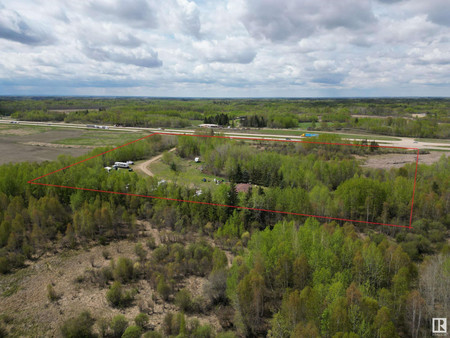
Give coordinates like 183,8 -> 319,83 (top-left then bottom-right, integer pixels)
0,6 -> 53,45
0,0 -> 448,96
193,37 -> 256,64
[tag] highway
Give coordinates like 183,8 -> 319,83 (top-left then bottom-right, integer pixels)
1,119 -> 449,151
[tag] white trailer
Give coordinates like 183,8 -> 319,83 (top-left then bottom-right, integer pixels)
113,162 -> 129,168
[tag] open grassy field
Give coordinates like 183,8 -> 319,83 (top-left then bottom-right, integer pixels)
53,129 -> 149,147
0,124 -> 54,135
240,128 -> 402,141
0,124 -> 151,164
0,125 -> 92,165
147,154 -> 226,191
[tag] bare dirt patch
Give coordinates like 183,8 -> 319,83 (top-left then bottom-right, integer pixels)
357,152 -> 448,169
0,223 -> 226,336
135,147 -> 176,177
21,141 -> 96,149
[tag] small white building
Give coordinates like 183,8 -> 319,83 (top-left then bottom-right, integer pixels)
199,124 -> 219,128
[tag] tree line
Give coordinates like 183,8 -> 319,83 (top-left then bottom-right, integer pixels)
0,134 -> 448,336
4,97 -> 449,137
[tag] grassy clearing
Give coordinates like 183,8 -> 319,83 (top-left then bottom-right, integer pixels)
148,155 -> 226,191
191,120 -> 204,126
0,266 -> 32,298
0,124 -> 54,136
1,282 -> 20,297
53,130 -> 149,147
298,122 -> 313,129
239,128 -> 401,141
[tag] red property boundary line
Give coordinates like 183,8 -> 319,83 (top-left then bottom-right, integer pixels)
28,132 -> 420,229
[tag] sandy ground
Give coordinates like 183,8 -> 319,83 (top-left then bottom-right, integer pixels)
358,152 -> 448,169
0,221 -> 224,337
135,147 -> 176,176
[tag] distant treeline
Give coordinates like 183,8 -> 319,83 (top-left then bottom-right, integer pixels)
2,97 -> 450,137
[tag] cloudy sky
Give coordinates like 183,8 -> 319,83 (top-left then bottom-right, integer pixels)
0,0 -> 449,97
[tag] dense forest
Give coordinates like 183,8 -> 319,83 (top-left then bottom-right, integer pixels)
0,132 -> 448,336
1,97 -> 449,138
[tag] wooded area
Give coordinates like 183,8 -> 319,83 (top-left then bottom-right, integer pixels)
0,130 -> 448,336
2,97 -> 449,138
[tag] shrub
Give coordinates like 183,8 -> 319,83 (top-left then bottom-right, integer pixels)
99,266 -> 113,285
47,284 -> 59,302
162,312 -> 186,336
0,324 -> 7,338
135,243 -> 147,262
74,274 -> 85,284
162,313 -> 174,336
175,289 -> 192,312
106,281 -> 122,306
191,296 -> 206,313
146,235 -> 156,250
203,269 -> 228,305
142,331 -> 163,338
106,281 -> 135,308
60,310 -> 95,338
156,277 -> 171,301
122,325 -> 142,338
113,257 -> 134,283
0,257 -> 9,274
102,249 -> 110,260
110,314 -> 128,338
135,313 -> 149,329
192,324 -> 214,337
152,246 -> 168,262
98,317 -> 109,338
212,248 -> 228,271
216,332 -> 237,338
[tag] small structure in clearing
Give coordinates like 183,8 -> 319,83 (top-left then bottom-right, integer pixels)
199,123 -> 219,128
236,183 -> 251,193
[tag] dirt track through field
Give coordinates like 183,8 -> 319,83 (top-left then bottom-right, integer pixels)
136,147 -> 176,176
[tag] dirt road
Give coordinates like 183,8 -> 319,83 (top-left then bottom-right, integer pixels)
136,147 -> 176,176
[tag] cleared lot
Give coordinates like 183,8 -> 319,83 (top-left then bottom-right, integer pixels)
0,124 -> 147,165
0,127 -> 91,164
358,152 -> 449,169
